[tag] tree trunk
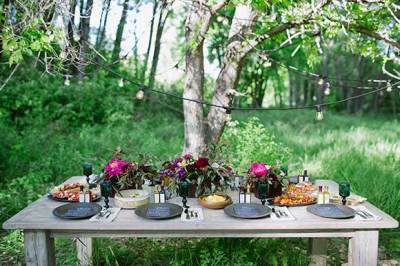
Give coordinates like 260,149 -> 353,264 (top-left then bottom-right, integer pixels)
141,0 -> 158,82
207,5 -> 257,145
303,79 -> 308,105
77,0 -> 93,78
0,0 -> 10,62
112,0 -> 130,63
147,7 -> 171,89
95,0 -> 111,49
182,1 -> 212,157
66,0 -> 77,74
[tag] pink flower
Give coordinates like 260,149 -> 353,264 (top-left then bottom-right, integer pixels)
183,154 -> 191,159
250,163 -> 268,177
104,159 -> 127,177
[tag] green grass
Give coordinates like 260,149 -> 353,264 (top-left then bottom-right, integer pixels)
1,109 -> 399,265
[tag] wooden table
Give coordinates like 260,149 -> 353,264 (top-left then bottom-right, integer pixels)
3,177 -> 398,266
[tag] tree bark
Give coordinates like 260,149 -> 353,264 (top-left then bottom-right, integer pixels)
77,0 -> 93,78
0,0 -> 10,62
148,6 -> 171,89
141,0 -> 158,82
182,1 -> 213,157
112,0 -> 130,63
207,5 -> 257,145
95,0 -> 111,49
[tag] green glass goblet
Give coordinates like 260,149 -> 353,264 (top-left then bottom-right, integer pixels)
339,181 -> 350,205
83,163 -> 93,185
100,179 -> 112,209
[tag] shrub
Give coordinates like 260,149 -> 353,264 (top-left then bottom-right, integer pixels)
220,117 -> 292,172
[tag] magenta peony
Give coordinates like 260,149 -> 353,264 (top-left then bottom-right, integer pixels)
104,159 -> 127,177
250,163 -> 268,177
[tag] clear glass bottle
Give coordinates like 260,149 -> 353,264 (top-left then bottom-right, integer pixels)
317,186 -> 324,204
239,185 -> 245,203
303,170 -> 309,182
154,185 -> 160,203
323,186 -> 330,204
298,173 -> 304,183
160,185 -> 166,203
245,184 -> 251,203
79,185 -> 85,203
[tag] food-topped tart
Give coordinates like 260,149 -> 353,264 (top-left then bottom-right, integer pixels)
273,192 -> 316,206
50,182 -> 99,202
286,182 -> 316,194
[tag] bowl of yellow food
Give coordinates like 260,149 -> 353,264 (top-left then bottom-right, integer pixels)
114,189 -> 150,209
198,193 -> 232,209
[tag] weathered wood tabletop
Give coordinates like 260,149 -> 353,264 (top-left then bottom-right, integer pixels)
3,176 -> 398,266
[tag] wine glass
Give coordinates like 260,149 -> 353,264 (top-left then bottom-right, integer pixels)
258,181 -> 268,206
179,180 -> 189,209
339,181 -> 350,205
100,179 -> 112,209
83,163 -> 93,186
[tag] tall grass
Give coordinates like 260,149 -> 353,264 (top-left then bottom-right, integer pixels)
1,109 -> 399,265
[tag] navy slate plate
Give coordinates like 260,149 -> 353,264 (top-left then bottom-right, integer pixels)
224,203 -> 271,219
53,202 -> 102,219
307,204 -> 355,219
135,203 -> 183,220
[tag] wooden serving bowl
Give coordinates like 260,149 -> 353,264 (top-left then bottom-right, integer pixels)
198,193 -> 233,209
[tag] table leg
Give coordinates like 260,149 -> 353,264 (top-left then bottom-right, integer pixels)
308,238 -> 327,266
24,230 -> 55,266
348,230 -> 378,266
76,237 -> 94,266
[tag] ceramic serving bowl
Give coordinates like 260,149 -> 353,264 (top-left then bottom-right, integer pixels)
114,189 -> 150,209
198,193 -> 232,209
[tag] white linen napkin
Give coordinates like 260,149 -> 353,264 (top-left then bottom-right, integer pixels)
270,206 -> 295,221
180,207 -> 204,222
350,206 -> 381,221
89,207 -> 121,223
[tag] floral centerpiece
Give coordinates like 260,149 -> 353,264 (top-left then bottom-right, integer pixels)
159,154 -> 235,198
246,162 -> 288,198
102,153 -> 158,195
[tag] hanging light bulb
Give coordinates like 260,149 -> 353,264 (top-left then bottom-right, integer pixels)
386,81 -> 392,92
318,77 -> 324,85
225,107 -> 232,122
315,105 -> 324,121
118,78 -> 124,88
64,75 -> 70,86
136,86 -> 145,100
324,81 -> 331,95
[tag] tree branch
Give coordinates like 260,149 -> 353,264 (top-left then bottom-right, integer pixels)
353,26 -> 400,50
241,0 -> 332,55
211,0 -> 230,14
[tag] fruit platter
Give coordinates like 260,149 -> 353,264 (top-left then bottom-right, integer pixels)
49,182 -> 100,202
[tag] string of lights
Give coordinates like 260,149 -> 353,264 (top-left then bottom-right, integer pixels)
92,60 -> 400,122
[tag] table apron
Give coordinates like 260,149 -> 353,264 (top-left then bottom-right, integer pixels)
49,229 -> 371,238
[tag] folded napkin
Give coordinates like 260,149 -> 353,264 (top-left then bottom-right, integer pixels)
89,207 -> 121,223
350,205 -> 381,221
180,207 -> 204,222
271,206 -> 295,221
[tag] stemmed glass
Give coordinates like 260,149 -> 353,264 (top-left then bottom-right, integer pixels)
83,163 -> 93,187
339,181 -> 350,205
100,179 -> 112,209
258,181 -> 268,206
179,180 -> 189,209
